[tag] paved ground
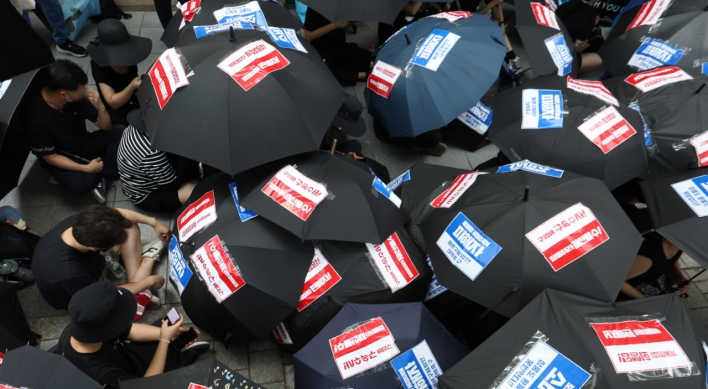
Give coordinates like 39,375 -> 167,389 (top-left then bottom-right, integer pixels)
7,7 -> 708,389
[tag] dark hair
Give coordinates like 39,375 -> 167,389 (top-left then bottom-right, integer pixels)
72,206 -> 133,249
45,59 -> 88,92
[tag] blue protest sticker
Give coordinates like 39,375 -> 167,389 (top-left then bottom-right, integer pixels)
435,212 -> 502,281
628,38 -> 685,71
671,175 -> 708,217
424,257 -> 448,301
543,33 -> 573,76
457,101 -> 493,135
410,29 -> 461,72
193,21 -> 253,39
703,63 -> 708,75
391,340 -> 443,389
229,182 -> 258,222
499,341 -> 591,389
521,89 -> 564,129
168,236 -> 193,296
264,27 -> 308,53
213,2 -> 267,26
702,341 -> 708,387
497,160 -> 564,178
387,170 -> 411,192
373,176 -> 402,208
628,102 -> 653,147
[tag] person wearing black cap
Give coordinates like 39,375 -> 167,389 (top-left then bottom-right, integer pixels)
117,110 -> 200,213
58,283 -> 209,388
88,19 -> 152,127
320,94 -> 367,157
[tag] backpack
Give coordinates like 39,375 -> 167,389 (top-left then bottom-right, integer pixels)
0,224 -> 41,269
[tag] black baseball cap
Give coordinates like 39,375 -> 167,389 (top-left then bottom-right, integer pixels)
331,94 -> 366,137
67,282 -> 136,343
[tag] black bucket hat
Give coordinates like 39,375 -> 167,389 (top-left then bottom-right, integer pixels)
67,282 -> 136,343
127,109 -> 147,132
332,94 -> 366,137
88,19 -> 152,67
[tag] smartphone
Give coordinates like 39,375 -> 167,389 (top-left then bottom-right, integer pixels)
172,327 -> 198,350
165,307 -> 180,325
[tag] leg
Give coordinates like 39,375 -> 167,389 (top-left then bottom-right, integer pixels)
119,224 -> 156,283
323,60 -> 359,86
178,181 -> 198,204
34,0 -> 69,45
410,130 -> 442,148
580,53 -> 603,72
81,125 -> 126,179
153,0 -> 175,29
50,166 -> 102,194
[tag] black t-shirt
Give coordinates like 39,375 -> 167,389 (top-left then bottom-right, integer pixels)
628,232 -> 683,287
591,0 -> 630,24
58,326 -> 137,389
32,215 -> 106,310
91,61 -> 139,126
23,93 -> 99,157
555,1 -> 600,42
304,7 -> 346,52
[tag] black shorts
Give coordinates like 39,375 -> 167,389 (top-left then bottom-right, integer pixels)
136,185 -> 182,213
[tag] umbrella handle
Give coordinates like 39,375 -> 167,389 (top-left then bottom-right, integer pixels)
330,139 -> 337,155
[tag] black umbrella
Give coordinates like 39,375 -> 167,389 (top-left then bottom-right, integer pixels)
299,0 -> 413,24
393,162 -> 471,214
136,28 -> 347,175
599,0 -> 708,77
515,0 -> 579,78
0,68 -> 39,143
275,227 -> 432,353
414,167 -> 643,317
161,0 -> 303,48
604,70 -> 708,177
639,167 -> 708,268
0,346 -> 103,389
0,0 -> 54,82
438,289 -> 708,389
0,283 -> 37,355
118,357 -> 264,388
171,172 -> 313,343
238,152 -> 411,243
488,75 -> 648,190
293,303 -> 468,388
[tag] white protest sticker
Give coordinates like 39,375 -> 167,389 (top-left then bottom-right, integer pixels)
148,48 -> 190,109
180,0 -> 200,22
410,29 -> 461,72
628,38 -> 686,71
193,21 -> 254,39
530,2 -> 560,30
373,176 -> 402,208
526,203 -> 609,271
213,2 -> 267,25
577,106 -> 637,154
430,172 -> 481,208
366,232 -> 420,293
190,235 -> 246,303
424,257 -> 448,301
329,317 -> 400,379
626,0 -> 671,31
261,165 -> 328,221
691,131 -> 708,167
297,248 -> 342,311
218,40 -> 290,91
391,340 -> 443,389
498,340 -> 591,389
671,175 -> 708,217
386,170 -> 411,192
457,101 -> 493,135
566,76 -> 619,106
590,319 -> 692,373
168,236 -> 193,296
624,66 -> 693,92
0,79 -> 11,101
264,27 -> 308,53
367,60 -> 402,99
521,89 -> 564,129
496,160 -> 564,178
544,33 -> 573,76
436,212 -> 502,281
427,11 -> 472,22
271,322 -> 293,345
177,190 -> 217,242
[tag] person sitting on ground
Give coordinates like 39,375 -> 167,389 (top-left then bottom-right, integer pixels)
374,120 -> 448,157
23,59 -> 123,204
118,110 -> 199,213
618,232 -> 690,300
303,7 -> 374,85
88,19 -> 152,127
554,0 -> 604,71
378,2 -> 425,46
58,283 -> 209,388
32,206 -> 169,311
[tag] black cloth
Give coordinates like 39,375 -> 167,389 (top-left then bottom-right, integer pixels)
31,215 -> 106,310
378,12 -> 408,46
0,0 -> 54,81
136,181 -> 183,212
628,232 -> 682,287
555,0 -> 600,42
23,94 -> 99,157
591,0 -> 631,24
374,120 -> 442,148
90,61 -> 139,126
0,282 -> 38,350
304,8 -> 346,52
153,0 -> 175,28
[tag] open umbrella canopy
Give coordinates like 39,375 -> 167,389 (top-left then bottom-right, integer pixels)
365,15 -> 507,138
438,289 -> 708,389
0,346 -> 103,389
298,0 -> 413,24
136,28 -> 347,175
413,166 -> 642,317
392,162 -> 471,214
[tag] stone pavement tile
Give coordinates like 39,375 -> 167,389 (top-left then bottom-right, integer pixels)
19,284 -> 67,319
249,339 -> 279,352
29,314 -> 71,340
121,11 -> 145,29
236,369 -> 250,380
10,163 -> 64,208
690,307 -> 708,326
281,351 -> 293,365
368,142 -> 422,179
214,341 -> 249,371
249,349 -> 284,384
39,339 -> 58,351
685,268 -> 708,282
265,381 -> 285,389
422,145 -> 473,170
284,364 -> 295,389
681,254 -> 703,270
693,281 -> 708,294
682,290 -> 708,309
359,111 -> 379,144
140,28 -> 169,54
16,206 -> 55,236
141,12 -> 164,28
73,22 -> 99,49
468,143 -> 501,169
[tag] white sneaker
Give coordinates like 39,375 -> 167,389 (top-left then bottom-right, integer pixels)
141,239 -> 166,261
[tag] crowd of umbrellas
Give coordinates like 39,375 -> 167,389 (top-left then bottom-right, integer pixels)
3,0 -> 708,387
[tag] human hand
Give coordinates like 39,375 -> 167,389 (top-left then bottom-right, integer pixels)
160,314 -> 185,341
333,21 -> 349,29
443,3 -> 451,11
83,158 -> 104,173
676,280 -> 691,295
150,275 -> 166,289
85,86 -> 103,108
130,76 -> 141,90
152,222 -> 171,243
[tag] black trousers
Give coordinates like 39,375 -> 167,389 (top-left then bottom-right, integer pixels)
320,43 -> 373,86
153,0 -> 174,28
48,125 -> 126,194
374,121 -> 442,148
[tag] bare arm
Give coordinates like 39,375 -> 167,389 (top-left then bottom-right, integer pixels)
127,323 -> 161,342
403,2 -> 424,15
143,316 -> 185,377
115,208 -> 171,242
620,255 -> 652,299
120,275 -> 163,295
477,0 -> 503,15
97,77 -> 140,111
42,153 -> 102,173
305,21 -> 348,41
86,86 -> 112,131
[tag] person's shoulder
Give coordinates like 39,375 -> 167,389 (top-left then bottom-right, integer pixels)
21,94 -> 47,123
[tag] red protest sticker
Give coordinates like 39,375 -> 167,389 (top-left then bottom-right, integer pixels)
530,2 -> 560,30
149,48 -> 190,109
218,40 -> 290,91
427,11 -> 472,22
577,106 -> 637,154
271,322 -> 294,345
261,165 -> 328,221
181,0 -> 200,21
566,76 -> 618,106
329,317 -> 400,379
297,248 -> 342,311
188,384 -> 209,389
190,235 -> 246,303
177,190 -> 217,242
366,233 -> 420,293
430,172 -> 481,208
626,0 -> 671,31
691,131 -> 708,167
590,320 -> 692,373
624,66 -> 693,92
367,60 -> 402,99
526,203 -> 609,271
0,351 -> 3,368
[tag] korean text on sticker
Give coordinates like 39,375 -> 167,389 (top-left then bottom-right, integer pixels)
271,322 -> 293,345
624,66 -> 693,92
264,27 -> 308,53
149,48 -> 189,109
193,21 -> 254,39
526,203 -> 609,271
566,76 -> 619,106
329,317 -> 400,379
168,236 -> 193,296
457,101 -> 493,135
626,0 -> 671,31
213,1 -> 266,25
691,132 -> 708,167
410,29 -> 461,72
190,235 -> 246,303
530,2 -> 560,30
177,190 -> 217,242
430,172 -> 481,208
436,212 -> 502,281
521,89 -> 564,129
498,340 -> 591,389
297,248 -> 342,311
497,160 -> 564,178
671,175 -> 708,217
218,40 -> 290,91
627,38 -> 685,71
424,257 -> 448,301
391,340 -> 444,389
261,165 -> 328,221
367,60 -> 402,99
544,33 -> 573,76
366,232 -> 420,293
577,106 -> 637,154
427,11 -> 472,22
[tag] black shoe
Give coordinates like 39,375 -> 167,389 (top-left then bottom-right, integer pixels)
91,178 -> 109,204
57,40 -> 87,57
181,342 -> 211,365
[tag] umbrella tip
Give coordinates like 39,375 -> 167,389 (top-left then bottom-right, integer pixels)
696,83 -> 706,94
330,139 -> 338,155
404,33 -> 411,45
229,26 -> 236,43
523,186 -> 529,202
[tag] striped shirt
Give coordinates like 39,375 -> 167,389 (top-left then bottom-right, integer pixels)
117,126 -> 176,203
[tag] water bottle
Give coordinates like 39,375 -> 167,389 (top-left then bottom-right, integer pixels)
106,255 -> 126,278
